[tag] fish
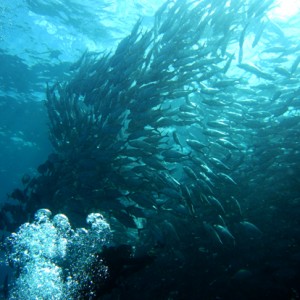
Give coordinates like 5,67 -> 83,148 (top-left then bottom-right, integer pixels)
202,98 -> 228,107
252,20 -> 268,48
203,222 -> 223,246
198,83 -> 220,95
230,196 -> 242,217
239,221 -> 263,238
207,196 -> 225,214
183,165 -> 198,181
290,55 -> 300,74
222,52 -> 235,74
238,23 -> 249,63
215,138 -> 239,150
142,156 -> 168,171
206,120 -> 229,129
209,157 -> 231,171
180,185 -> 196,217
2,3 -> 291,287
274,66 -> 291,77
160,187 -> 183,200
172,130 -> 183,150
186,139 -> 210,152
161,149 -> 191,160
217,172 -> 237,185
238,63 -> 274,80
203,129 -> 229,138
214,224 -> 235,246
128,140 -> 160,154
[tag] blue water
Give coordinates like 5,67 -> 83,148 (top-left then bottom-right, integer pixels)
1,1 -> 300,299
0,0 -> 161,202
0,2 -> 162,297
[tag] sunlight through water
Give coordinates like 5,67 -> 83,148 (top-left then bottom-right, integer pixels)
270,0 -> 300,20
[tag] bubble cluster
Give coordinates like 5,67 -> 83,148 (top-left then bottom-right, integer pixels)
5,209 -> 111,300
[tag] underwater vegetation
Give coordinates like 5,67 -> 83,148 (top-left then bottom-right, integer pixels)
1,0 -> 300,298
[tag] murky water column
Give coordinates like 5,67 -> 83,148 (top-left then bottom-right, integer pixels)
5,209 -> 111,300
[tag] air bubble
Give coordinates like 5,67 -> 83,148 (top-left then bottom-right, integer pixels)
87,213 -> 110,234
53,214 -> 72,236
34,208 -> 52,223
5,209 -> 111,299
